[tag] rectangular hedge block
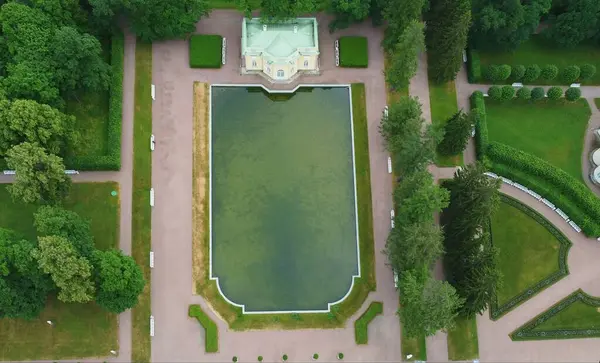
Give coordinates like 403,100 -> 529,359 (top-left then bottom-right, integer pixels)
339,36 -> 368,68
189,35 -> 223,69
188,305 -> 219,353
354,301 -> 383,344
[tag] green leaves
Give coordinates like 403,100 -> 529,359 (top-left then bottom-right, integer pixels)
34,206 -> 95,258
438,110 -> 472,156
385,21 -> 425,91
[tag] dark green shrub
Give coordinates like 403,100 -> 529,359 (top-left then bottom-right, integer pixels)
338,353 -> 344,360
233,357 -> 238,362
531,87 -> 545,101
339,36 -> 368,68
580,64 -> 596,81
498,64 -> 511,81
565,87 -> 581,101
561,65 -> 580,84
541,64 -> 559,81
512,64 -> 526,80
470,91 -> 488,160
467,48 -> 481,83
516,86 -> 531,100
313,354 -> 319,360
282,354 -> 288,361
547,86 -> 563,100
523,64 -> 541,82
188,305 -> 219,353
189,34 -> 223,68
488,85 -> 502,100
487,142 -> 600,237
485,65 -> 500,82
258,356 -> 263,362
501,85 -> 515,100
355,301 -> 383,344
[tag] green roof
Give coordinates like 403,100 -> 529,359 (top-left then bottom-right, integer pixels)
242,18 -> 319,58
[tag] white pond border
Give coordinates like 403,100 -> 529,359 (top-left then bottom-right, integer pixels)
208,83 -> 361,314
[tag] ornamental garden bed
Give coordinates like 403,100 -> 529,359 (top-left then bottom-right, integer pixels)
189,34 -> 223,68
468,35 -> 600,85
490,194 -> 571,320
0,183 -> 119,361
339,36 -> 368,68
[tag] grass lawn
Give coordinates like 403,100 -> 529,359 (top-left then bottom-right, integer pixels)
428,80 -> 463,167
131,40 -> 153,362
595,98 -> 600,111
193,84 -> 375,329
66,91 -> 109,157
532,299 -> 600,332
447,316 -> 479,361
485,98 -> 591,180
401,331 -> 427,361
0,182 -> 119,361
477,35 -> 600,85
492,196 -> 568,312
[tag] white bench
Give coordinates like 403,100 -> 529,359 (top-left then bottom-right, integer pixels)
541,198 -> 556,210
568,221 -> 582,233
335,40 -> 340,67
511,82 -> 523,88
222,37 -> 227,65
570,83 -> 581,88
555,208 -> 569,221
500,177 -> 514,186
65,170 -> 79,175
387,156 -> 392,174
3,170 -> 15,175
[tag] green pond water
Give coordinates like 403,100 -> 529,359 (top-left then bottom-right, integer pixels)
210,86 -> 359,312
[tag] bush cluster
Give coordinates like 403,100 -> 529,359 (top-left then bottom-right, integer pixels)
339,36 -> 369,68
67,33 -> 124,171
501,85 -> 515,100
546,86 -> 563,100
481,62 -> 596,84
189,34 -> 223,69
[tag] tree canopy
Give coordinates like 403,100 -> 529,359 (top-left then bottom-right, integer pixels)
34,206 -> 95,258
385,21 -> 425,91
438,110 -> 472,156
543,0 -> 600,48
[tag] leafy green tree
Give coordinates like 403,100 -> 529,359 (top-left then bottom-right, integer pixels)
6,142 -> 71,205
561,65 -> 580,83
328,0 -> 370,31
438,110 -> 472,156
516,86 -> 531,100
32,235 -> 95,303
398,267 -> 463,337
501,85 -> 516,100
50,26 -> 111,94
425,0 -> 471,83
488,85 -> 502,100
543,0 -> 600,48
565,86 -> 581,101
257,0 -> 316,21
512,64 -> 525,80
470,0 -> 551,50
27,0 -> 87,27
34,206 -> 95,258
0,99 -> 75,156
547,86 -> 563,100
385,21 -> 425,91
531,86 -> 545,101
394,169 -> 450,225
580,63 -> 596,81
382,0 -> 425,50
0,228 -> 53,319
523,64 -> 541,82
541,64 -> 559,81
92,249 -> 145,313
386,222 -> 444,274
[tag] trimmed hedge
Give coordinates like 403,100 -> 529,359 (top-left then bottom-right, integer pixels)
561,65 -> 580,84
189,304 -> 219,353
470,91 -> 488,161
486,142 -> 600,237
66,33 -> 123,171
512,64 -> 525,81
541,64 -> 559,81
546,86 -> 563,100
489,194 -> 571,320
510,289 -> 600,341
531,87 -> 545,101
339,36 -> 369,68
189,34 -> 223,68
516,86 -> 531,100
354,301 -> 383,344
466,47 -> 481,83
565,87 -> 581,101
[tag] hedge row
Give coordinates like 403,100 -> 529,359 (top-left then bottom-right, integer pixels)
489,194 -> 571,321
189,34 -> 223,69
188,304 -> 219,352
466,47 -> 481,83
469,91 -> 488,160
487,85 -> 581,102
339,36 -> 369,68
354,301 -> 383,344
510,289 -> 600,341
486,142 -> 600,237
66,33 -> 124,171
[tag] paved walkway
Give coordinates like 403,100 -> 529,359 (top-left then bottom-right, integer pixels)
150,10 -> 401,362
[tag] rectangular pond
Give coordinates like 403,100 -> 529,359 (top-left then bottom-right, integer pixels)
209,85 -> 359,313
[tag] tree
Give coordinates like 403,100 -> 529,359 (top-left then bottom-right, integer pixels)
256,0 -> 316,21
516,86 -> 531,100
0,99 -> 75,156
0,228 -> 53,319
32,235 -> 95,303
470,0 -> 551,50
501,85 -> 516,100
580,64 -> 596,80
531,86 -> 545,101
512,64 -> 525,80
92,249 -> 145,313
382,0 -> 425,51
442,163 -> 502,316
385,21 -> 425,90
425,0 -> 472,83
398,267 -> 463,337
50,26 -> 111,94
547,86 -> 563,100
5,142 -> 71,205
523,64 -> 541,82
34,206 -> 95,258
543,0 -> 600,48
394,169 -> 449,225
541,64 -> 559,81
488,85 -> 502,100
328,0 -> 370,31
386,222 -> 444,274
565,87 -> 582,101
438,110 -> 472,156
561,65 -> 581,83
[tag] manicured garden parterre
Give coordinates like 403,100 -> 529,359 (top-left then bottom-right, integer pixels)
189,34 -> 223,68
339,36 -> 368,68
0,182 -> 119,361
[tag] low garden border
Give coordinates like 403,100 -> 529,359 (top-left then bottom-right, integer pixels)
510,289 -> 600,341
188,304 -> 219,352
354,301 -> 383,344
489,194 -> 572,320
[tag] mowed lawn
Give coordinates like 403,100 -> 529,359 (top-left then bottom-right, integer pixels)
66,91 -> 110,158
485,98 -> 591,180
447,316 -> 479,361
531,298 -> 600,332
477,35 -> 600,85
0,182 -> 120,361
428,80 -> 462,166
492,199 -> 562,307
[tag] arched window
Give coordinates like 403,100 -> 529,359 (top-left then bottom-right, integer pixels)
304,60 -> 309,67
277,69 -> 284,78
251,59 -> 257,67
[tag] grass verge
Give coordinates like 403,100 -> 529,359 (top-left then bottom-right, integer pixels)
595,98 -> 600,111
193,83 -> 375,329
0,182 -> 119,360
131,40 -> 152,362
490,194 -> 571,319
428,80 -> 463,167
354,301 -> 383,344
401,331 -> 427,361
188,305 -> 219,353
447,316 -> 479,360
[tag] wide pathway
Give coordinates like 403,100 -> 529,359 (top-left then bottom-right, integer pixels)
150,10 -> 400,362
